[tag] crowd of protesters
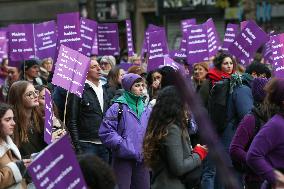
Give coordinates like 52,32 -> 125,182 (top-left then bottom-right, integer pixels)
0,39 -> 284,189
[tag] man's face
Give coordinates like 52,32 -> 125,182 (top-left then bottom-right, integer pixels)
26,65 -> 39,79
87,59 -> 102,81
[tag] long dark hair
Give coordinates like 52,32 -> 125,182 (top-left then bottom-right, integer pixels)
143,86 -> 187,168
0,103 -> 14,141
107,66 -> 122,89
8,81 -> 43,146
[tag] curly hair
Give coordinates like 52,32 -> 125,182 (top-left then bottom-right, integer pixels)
143,86 -> 188,168
213,51 -> 237,71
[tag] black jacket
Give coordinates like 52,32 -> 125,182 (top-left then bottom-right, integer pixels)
66,83 -> 110,153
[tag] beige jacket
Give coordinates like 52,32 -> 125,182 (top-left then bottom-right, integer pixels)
0,136 -> 26,189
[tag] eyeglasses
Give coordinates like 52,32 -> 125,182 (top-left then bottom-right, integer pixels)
24,90 -> 39,99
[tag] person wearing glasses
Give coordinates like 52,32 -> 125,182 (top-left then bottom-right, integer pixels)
8,80 -> 46,158
99,56 -> 116,84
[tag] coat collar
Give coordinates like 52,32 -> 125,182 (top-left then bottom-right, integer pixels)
0,136 -> 21,160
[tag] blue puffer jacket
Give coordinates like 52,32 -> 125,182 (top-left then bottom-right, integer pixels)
99,102 -> 151,161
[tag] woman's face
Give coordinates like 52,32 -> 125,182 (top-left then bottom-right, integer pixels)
42,59 -> 53,72
152,72 -> 162,83
118,69 -> 125,84
131,81 -> 144,96
221,57 -> 234,74
1,109 -> 16,136
194,65 -> 207,81
38,88 -> 51,106
22,84 -> 39,109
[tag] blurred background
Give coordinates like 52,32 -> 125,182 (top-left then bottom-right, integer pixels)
0,0 -> 283,53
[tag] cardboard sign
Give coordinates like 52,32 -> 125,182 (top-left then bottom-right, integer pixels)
28,135 -> 87,189
52,45 -> 90,97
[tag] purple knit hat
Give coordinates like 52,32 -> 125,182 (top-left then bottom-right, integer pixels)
269,78 -> 284,106
252,77 -> 268,103
121,73 -> 142,91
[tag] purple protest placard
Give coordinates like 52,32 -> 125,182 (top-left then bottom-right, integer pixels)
57,12 -> 82,51
0,31 -> 8,62
52,45 -> 90,97
186,24 -> 209,65
79,18 -> 96,57
97,23 -> 119,56
141,24 -> 164,56
228,21 -> 269,66
240,21 -> 248,30
262,31 -> 275,64
126,20 -> 134,57
147,29 -> 169,71
119,63 -> 140,71
270,33 -> 284,78
44,91 -> 52,145
27,135 -> 87,189
91,22 -> 98,55
204,18 -> 221,57
169,49 -> 186,59
222,23 -> 239,51
163,56 -> 185,75
180,19 -> 196,52
8,24 -> 35,65
34,21 -> 57,61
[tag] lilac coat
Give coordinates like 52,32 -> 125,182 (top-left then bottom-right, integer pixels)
99,102 -> 151,161
246,114 -> 284,185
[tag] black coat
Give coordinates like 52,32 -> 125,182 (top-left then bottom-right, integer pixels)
66,83 -> 110,153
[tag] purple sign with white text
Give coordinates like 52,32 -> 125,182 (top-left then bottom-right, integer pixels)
80,18 -> 96,57
52,45 -> 90,97
28,135 -> 87,189
147,29 -> 169,71
126,20 -> 134,57
57,12 -> 82,51
44,91 -> 52,145
91,21 -> 98,55
228,21 -> 269,66
163,56 -> 185,75
270,33 -> 284,78
8,24 -> 35,64
186,24 -> 209,65
34,21 -> 57,60
97,23 -> 119,56
0,31 -> 8,62
180,18 -> 196,52
222,23 -> 239,51
141,24 -> 164,56
169,49 -> 186,59
204,18 -> 221,57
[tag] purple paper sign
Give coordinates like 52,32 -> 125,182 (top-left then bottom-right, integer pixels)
44,91 -> 52,144
186,24 -> 209,65
119,63 -> 140,71
141,25 -> 164,56
57,12 -> 82,51
180,19 -> 196,52
0,31 -> 8,62
262,31 -> 275,64
34,21 -> 57,61
97,23 -> 120,56
163,56 -> 185,75
169,49 -> 187,59
222,24 -> 239,51
204,18 -> 221,57
228,21 -> 269,66
27,135 -> 87,189
91,21 -> 98,55
270,33 -> 284,78
147,30 -> 169,71
240,21 -> 248,30
52,45 -> 90,97
8,24 -> 35,65
79,18 -> 96,57
126,20 -> 134,57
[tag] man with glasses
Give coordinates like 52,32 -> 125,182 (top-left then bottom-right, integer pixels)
66,58 -> 110,163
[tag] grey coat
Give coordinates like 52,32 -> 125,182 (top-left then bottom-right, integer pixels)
151,124 -> 201,189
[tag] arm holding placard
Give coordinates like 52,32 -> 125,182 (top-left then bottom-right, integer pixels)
65,93 -> 83,154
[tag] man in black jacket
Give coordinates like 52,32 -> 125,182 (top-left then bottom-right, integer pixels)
66,57 -> 110,163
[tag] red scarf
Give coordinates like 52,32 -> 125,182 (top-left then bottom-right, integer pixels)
207,68 -> 232,85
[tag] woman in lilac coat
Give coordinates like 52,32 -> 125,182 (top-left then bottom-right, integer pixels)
99,73 -> 151,189
246,78 -> 284,189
